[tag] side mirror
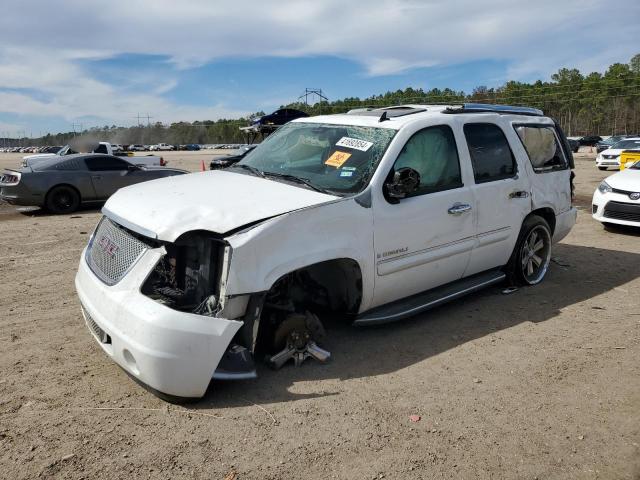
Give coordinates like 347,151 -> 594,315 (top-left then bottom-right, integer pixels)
127,164 -> 140,171
385,167 -> 420,200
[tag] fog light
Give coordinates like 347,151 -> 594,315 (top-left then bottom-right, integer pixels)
122,349 -> 139,375
592,204 -> 598,214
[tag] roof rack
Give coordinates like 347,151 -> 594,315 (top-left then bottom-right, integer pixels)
443,103 -> 544,117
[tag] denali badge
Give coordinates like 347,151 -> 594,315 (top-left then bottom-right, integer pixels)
97,235 -> 120,257
630,192 -> 640,200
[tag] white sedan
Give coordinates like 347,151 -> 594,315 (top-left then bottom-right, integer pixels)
595,138 -> 640,170
592,162 -> 640,227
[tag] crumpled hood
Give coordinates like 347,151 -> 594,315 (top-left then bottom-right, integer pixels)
103,170 -> 339,241
606,168 -> 640,192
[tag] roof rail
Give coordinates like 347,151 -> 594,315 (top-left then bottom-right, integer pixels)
443,103 -> 544,117
346,106 -> 427,118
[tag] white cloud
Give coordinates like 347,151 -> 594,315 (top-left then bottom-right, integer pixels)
0,0 -> 637,132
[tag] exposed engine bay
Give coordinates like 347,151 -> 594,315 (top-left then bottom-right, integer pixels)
141,233 -> 227,316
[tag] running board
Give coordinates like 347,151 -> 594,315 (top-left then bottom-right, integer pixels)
354,270 -> 505,326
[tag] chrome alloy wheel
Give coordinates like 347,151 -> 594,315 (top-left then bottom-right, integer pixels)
520,225 -> 551,284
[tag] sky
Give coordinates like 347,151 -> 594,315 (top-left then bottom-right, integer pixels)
0,0 -> 638,136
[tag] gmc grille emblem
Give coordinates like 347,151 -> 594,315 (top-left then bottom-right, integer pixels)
97,235 -> 120,257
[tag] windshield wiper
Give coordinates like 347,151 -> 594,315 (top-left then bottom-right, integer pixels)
263,171 -> 333,194
232,164 -> 265,178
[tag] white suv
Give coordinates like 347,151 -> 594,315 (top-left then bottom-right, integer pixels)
75,104 -> 577,400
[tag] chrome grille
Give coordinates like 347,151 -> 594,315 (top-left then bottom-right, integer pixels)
87,216 -> 149,285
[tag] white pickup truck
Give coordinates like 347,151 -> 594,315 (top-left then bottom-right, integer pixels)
23,142 -> 166,168
150,143 -> 175,151
76,103 -> 577,400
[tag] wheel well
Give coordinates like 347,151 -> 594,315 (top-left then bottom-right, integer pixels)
266,258 -> 363,314
45,183 -> 82,203
246,259 -> 363,354
529,207 -> 555,234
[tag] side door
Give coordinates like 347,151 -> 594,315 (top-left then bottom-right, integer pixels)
84,156 -> 134,199
462,122 -> 531,276
371,124 -> 476,308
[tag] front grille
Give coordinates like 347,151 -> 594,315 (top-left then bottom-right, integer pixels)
87,216 -> 150,285
612,187 -> 634,196
603,201 -> 640,223
603,154 -> 618,160
82,307 -> 111,344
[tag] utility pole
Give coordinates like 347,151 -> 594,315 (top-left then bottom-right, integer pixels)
297,88 -> 328,113
145,113 -> 153,126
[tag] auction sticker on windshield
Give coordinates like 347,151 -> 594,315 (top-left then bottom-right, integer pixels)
336,137 -> 373,152
325,151 -> 352,168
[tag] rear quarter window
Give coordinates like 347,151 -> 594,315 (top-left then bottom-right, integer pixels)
514,125 -> 568,172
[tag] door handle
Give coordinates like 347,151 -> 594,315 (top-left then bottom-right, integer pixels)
448,203 -> 472,215
509,190 -> 529,199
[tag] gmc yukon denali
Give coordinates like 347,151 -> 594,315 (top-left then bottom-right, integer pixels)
75,103 -> 577,400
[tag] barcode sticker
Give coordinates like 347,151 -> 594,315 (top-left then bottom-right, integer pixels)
336,137 -> 373,152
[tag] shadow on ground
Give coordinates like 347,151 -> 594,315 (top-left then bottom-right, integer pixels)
192,243 -> 640,409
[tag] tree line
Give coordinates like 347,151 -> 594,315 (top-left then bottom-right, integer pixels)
4,54 -> 639,147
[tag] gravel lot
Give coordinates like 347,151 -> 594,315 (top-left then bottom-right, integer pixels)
0,150 -> 638,479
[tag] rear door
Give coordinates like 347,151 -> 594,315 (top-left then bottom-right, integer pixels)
85,156 -> 134,198
462,121 -> 531,276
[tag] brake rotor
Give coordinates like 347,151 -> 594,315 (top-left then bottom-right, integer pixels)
272,311 -> 326,351
268,311 -> 330,369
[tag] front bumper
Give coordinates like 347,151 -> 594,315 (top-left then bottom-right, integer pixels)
595,157 -> 620,168
592,190 -> 640,227
75,246 -> 243,398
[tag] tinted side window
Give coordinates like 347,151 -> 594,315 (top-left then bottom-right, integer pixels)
393,125 -> 462,196
85,156 -> 129,171
463,123 -> 516,183
514,125 -> 567,172
54,158 -> 84,171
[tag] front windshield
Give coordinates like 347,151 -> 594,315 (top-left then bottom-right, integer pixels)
612,139 -> 640,149
235,122 -> 396,195
604,136 -> 624,144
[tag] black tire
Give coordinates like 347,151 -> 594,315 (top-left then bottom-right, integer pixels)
505,215 -> 552,286
598,166 -> 607,171
45,185 -> 80,214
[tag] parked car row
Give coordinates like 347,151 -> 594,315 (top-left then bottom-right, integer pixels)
0,145 -> 63,153
596,134 -> 640,153
595,138 -> 640,170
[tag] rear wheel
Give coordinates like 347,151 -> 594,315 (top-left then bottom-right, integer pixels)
45,185 -> 80,214
506,215 -> 552,286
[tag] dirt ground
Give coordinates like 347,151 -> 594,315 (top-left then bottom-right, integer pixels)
0,149 -> 638,479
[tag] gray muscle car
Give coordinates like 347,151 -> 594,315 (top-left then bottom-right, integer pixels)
0,153 -> 188,214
